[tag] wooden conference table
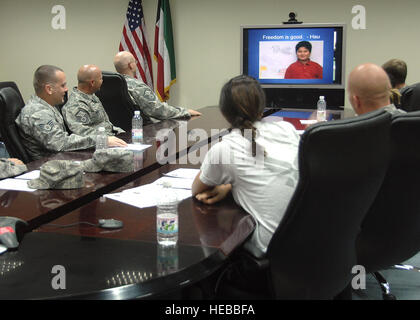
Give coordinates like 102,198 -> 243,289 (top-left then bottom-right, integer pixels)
0,106 -> 232,229
0,106 -> 257,299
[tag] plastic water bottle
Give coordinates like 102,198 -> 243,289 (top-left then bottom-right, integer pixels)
157,245 -> 178,276
317,96 -> 327,122
156,192 -> 179,246
132,110 -> 143,144
95,127 -> 107,150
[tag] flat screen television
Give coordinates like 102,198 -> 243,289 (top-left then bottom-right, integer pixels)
241,23 -> 346,109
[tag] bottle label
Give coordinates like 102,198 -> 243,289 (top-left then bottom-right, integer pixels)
317,110 -> 326,122
132,129 -> 143,139
157,214 -> 178,235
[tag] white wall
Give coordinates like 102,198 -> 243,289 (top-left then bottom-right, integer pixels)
0,0 -> 126,104
1,0 -> 419,117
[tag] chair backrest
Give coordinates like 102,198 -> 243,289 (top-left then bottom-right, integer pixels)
400,82 -> 420,112
266,108 -> 392,299
356,111 -> 420,272
0,82 -> 24,102
0,87 -> 32,163
95,71 -> 136,132
0,82 -> 25,141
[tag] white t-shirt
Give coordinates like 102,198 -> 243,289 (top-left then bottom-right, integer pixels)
199,120 -> 300,257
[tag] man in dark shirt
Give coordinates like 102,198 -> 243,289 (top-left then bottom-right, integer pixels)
284,41 -> 323,79
382,59 -> 407,90
382,58 -> 420,112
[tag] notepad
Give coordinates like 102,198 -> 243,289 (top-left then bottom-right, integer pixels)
112,144 -> 152,152
300,119 -> 318,125
15,170 -> 40,180
103,168 -> 197,208
104,184 -> 191,209
0,178 -> 36,192
154,176 -> 194,190
163,168 -> 200,179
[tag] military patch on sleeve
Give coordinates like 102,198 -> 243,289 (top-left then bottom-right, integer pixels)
143,89 -> 156,102
75,109 -> 90,124
38,120 -> 55,132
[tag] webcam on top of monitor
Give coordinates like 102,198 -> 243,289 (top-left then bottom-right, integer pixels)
284,12 -> 303,24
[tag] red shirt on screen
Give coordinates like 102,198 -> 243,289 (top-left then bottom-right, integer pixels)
284,60 -> 323,79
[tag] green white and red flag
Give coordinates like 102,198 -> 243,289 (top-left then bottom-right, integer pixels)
154,0 -> 176,102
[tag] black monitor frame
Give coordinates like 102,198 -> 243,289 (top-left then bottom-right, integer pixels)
241,23 -> 347,109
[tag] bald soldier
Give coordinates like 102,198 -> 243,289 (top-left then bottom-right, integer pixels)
348,63 -> 403,115
16,65 -> 127,161
113,51 -> 201,123
63,64 -> 125,136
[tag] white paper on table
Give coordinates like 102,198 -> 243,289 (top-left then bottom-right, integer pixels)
104,183 -> 191,209
300,119 -> 318,125
112,144 -> 152,152
163,168 -> 200,179
0,178 -> 36,192
0,245 -> 7,255
153,176 -> 194,189
15,170 -> 40,180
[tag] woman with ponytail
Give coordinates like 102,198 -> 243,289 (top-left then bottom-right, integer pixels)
192,75 -> 300,258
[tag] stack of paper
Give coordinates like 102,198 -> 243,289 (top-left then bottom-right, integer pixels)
15,170 -> 40,180
0,178 -> 36,192
112,144 -> 151,152
0,170 -> 41,192
104,168 -> 200,209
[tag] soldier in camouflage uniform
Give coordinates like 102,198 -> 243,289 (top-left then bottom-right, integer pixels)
15,65 -> 127,161
62,65 -> 125,136
113,51 -> 201,123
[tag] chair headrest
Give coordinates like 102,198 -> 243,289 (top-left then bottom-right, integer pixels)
0,87 -> 25,122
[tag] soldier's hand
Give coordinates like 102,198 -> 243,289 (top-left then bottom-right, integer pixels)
188,109 -> 202,117
107,136 -> 128,147
8,158 -> 24,165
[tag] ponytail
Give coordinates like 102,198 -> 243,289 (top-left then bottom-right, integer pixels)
219,75 -> 267,157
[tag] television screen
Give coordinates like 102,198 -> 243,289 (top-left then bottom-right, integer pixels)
241,24 -> 346,89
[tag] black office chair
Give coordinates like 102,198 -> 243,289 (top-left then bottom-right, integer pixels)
0,82 -> 25,142
95,71 -> 137,132
0,87 -> 32,163
356,111 -> 420,300
400,82 -> 420,112
0,81 -> 24,102
217,108 -> 392,300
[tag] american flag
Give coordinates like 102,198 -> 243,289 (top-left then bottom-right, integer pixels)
119,0 -> 153,88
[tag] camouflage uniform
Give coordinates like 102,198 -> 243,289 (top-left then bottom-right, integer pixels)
123,74 -> 190,123
62,87 -> 125,136
15,95 -> 96,161
0,159 -> 27,179
28,160 -> 85,189
82,149 -> 134,173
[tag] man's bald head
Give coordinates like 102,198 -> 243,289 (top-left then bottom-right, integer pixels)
77,64 -> 103,94
348,63 -> 391,115
77,64 -> 102,84
114,51 -> 136,75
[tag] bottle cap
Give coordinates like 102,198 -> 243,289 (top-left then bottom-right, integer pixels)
134,111 -> 140,115
320,96 -> 325,100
